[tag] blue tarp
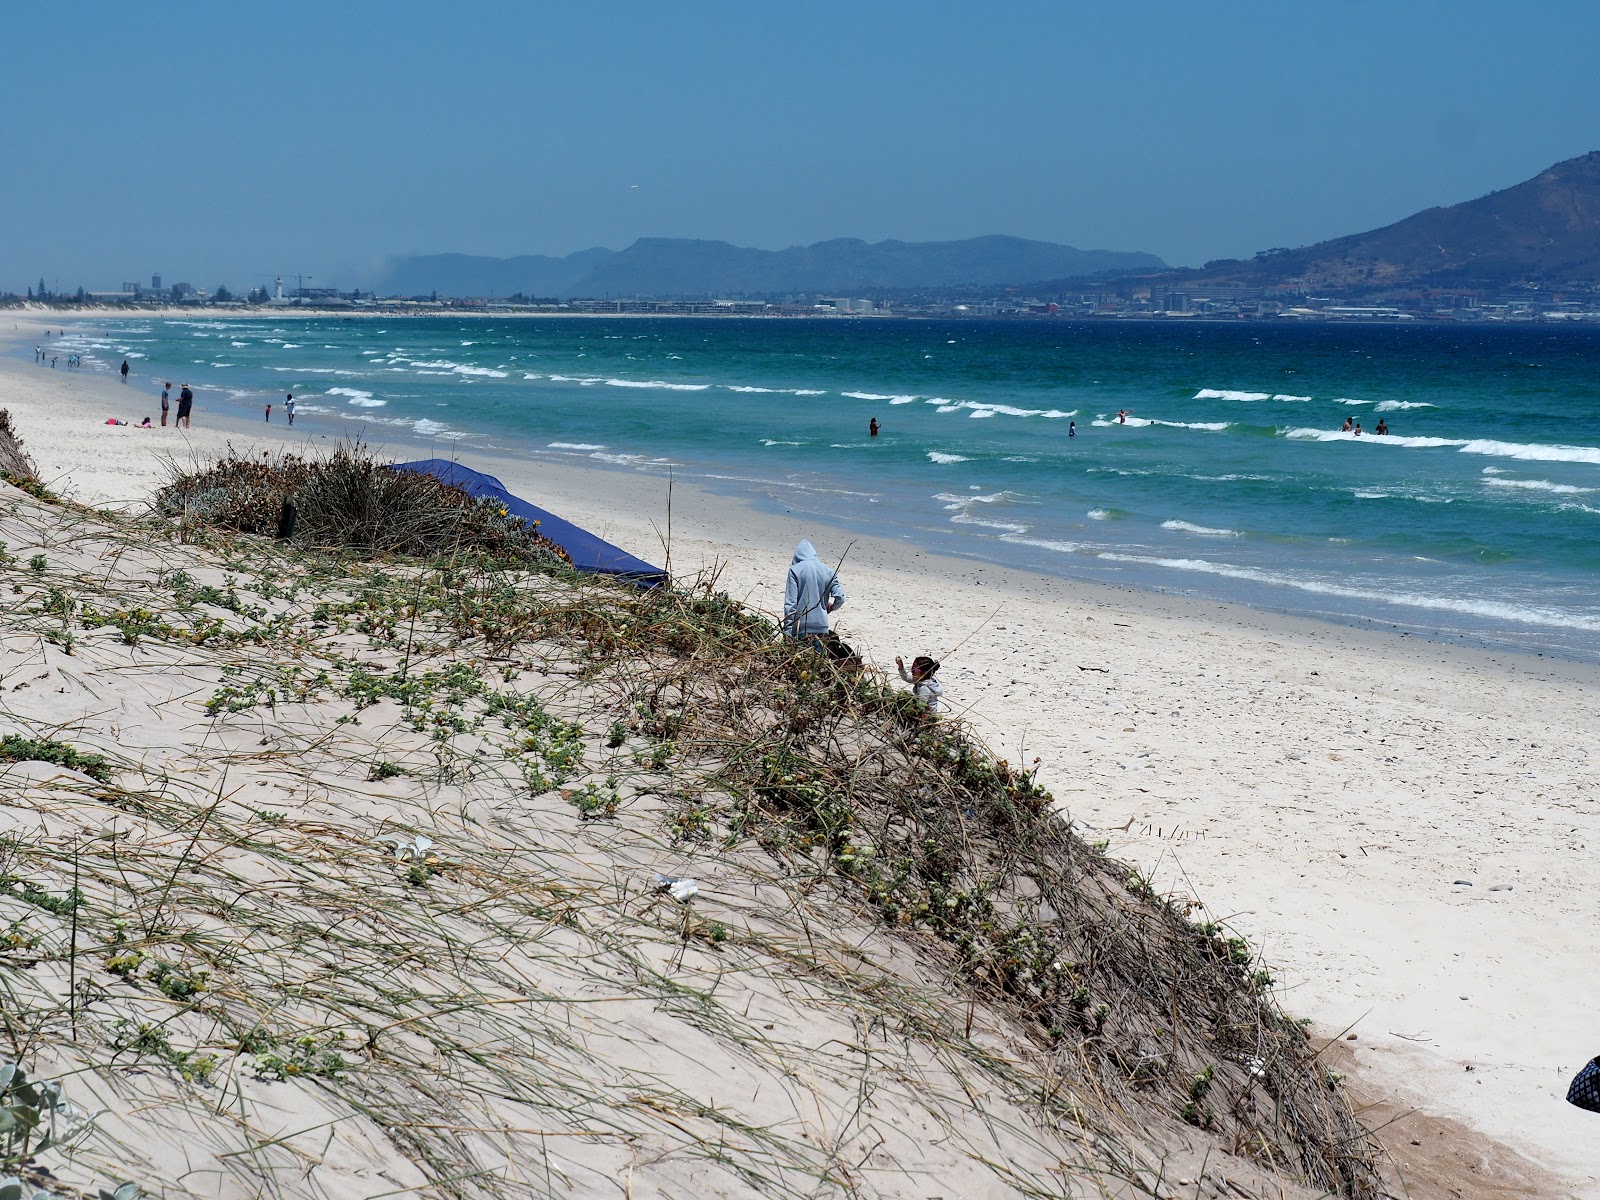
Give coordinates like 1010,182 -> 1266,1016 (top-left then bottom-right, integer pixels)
390,458 -> 667,586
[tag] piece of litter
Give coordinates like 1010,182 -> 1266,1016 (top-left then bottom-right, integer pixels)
1451,880 -> 1472,887
1489,883 -> 1513,892
653,873 -> 699,903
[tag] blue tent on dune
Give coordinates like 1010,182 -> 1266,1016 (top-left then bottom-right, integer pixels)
391,459 -> 667,586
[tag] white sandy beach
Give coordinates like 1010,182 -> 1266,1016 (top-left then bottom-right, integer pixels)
3,317 -> 1597,1198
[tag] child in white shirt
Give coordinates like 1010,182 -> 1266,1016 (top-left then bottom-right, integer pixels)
896,654 -> 943,713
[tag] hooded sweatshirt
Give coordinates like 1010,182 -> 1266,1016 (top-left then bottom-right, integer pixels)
783,540 -> 845,637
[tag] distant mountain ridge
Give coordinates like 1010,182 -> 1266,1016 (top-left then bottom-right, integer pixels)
1188,150 -> 1600,291
373,235 -> 1165,299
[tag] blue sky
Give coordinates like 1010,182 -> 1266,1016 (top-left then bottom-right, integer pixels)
5,1 -> 1599,292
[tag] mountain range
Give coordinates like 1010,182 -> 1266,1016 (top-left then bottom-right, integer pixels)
372,236 -> 1166,299
1170,150 -> 1600,293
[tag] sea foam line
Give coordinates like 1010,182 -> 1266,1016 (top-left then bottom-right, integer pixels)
1093,553 -> 1600,632
1162,519 -> 1242,537
1285,427 -> 1600,464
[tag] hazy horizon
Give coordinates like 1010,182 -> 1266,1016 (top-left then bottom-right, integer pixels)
5,1 -> 1600,294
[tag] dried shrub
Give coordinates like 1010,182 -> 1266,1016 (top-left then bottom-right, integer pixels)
154,444 -> 573,568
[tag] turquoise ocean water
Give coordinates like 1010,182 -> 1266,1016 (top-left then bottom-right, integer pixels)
49,316 -> 1600,660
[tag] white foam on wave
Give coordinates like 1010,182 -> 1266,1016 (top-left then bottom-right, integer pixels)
1152,419 -> 1229,431
1333,397 -> 1368,406
726,385 -> 778,393
761,439 -> 802,447
1194,388 -> 1270,402
1088,509 -> 1109,520
549,442 -> 605,451
1483,477 -> 1593,495
1374,400 -> 1435,412
328,387 -> 384,408
412,418 -> 463,439
1162,519 -> 1242,537
230,341 -> 251,347
936,399 -> 1075,419
1287,427 -> 1600,464
794,389 -> 826,397
1458,438 -> 1600,465
844,391 -> 918,403
605,378 -> 710,391
1272,394 -> 1313,402
1094,553 -> 1600,632
932,491 -> 1030,535
1093,416 -> 1153,428
926,451 -> 969,464
1001,533 -> 1086,554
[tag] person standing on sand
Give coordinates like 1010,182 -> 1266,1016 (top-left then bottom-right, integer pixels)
120,360 -> 129,384
783,540 -> 846,649
160,382 -> 170,427
176,384 -> 194,429
265,401 -> 272,423
285,394 -> 295,425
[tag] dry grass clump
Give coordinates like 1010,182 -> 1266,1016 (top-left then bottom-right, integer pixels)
509,583 -> 1384,1199
152,444 -> 574,568
0,408 -> 46,497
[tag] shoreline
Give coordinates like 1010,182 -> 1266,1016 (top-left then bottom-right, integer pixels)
3,315 -> 1598,1195
21,311 -> 1600,671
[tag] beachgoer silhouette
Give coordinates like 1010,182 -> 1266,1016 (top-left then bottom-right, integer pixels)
1069,420 -> 1076,438
1341,416 -> 1353,432
160,382 -> 170,426
286,394 -> 295,425
1118,409 -> 1128,424
1353,421 -> 1363,437
869,417 -> 879,437
120,360 -> 129,383
176,384 -> 194,429
1375,418 -> 1389,435
265,402 -> 272,423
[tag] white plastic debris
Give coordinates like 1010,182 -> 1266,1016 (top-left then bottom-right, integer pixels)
652,873 -> 699,903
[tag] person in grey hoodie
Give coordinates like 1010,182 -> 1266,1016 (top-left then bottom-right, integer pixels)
783,540 -> 845,646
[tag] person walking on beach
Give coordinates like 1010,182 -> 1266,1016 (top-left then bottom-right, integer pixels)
120,359 -> 129,384
176,383 -> 194,429
783,540 -> 845,649
160,382 -> 170,427
896,655 -> 943,714
285,394 -> 295,425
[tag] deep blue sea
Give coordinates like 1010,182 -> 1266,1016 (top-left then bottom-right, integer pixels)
52,315 -> 1600,659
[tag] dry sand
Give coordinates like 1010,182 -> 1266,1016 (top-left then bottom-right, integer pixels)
4,316 -> 1597,1197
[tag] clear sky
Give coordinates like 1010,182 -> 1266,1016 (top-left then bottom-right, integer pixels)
5,1 -> 1599,293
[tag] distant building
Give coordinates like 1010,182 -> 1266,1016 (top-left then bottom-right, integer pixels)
151,273 -> 162,291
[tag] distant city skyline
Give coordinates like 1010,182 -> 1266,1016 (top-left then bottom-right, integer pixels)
4,1 -> 1600,294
